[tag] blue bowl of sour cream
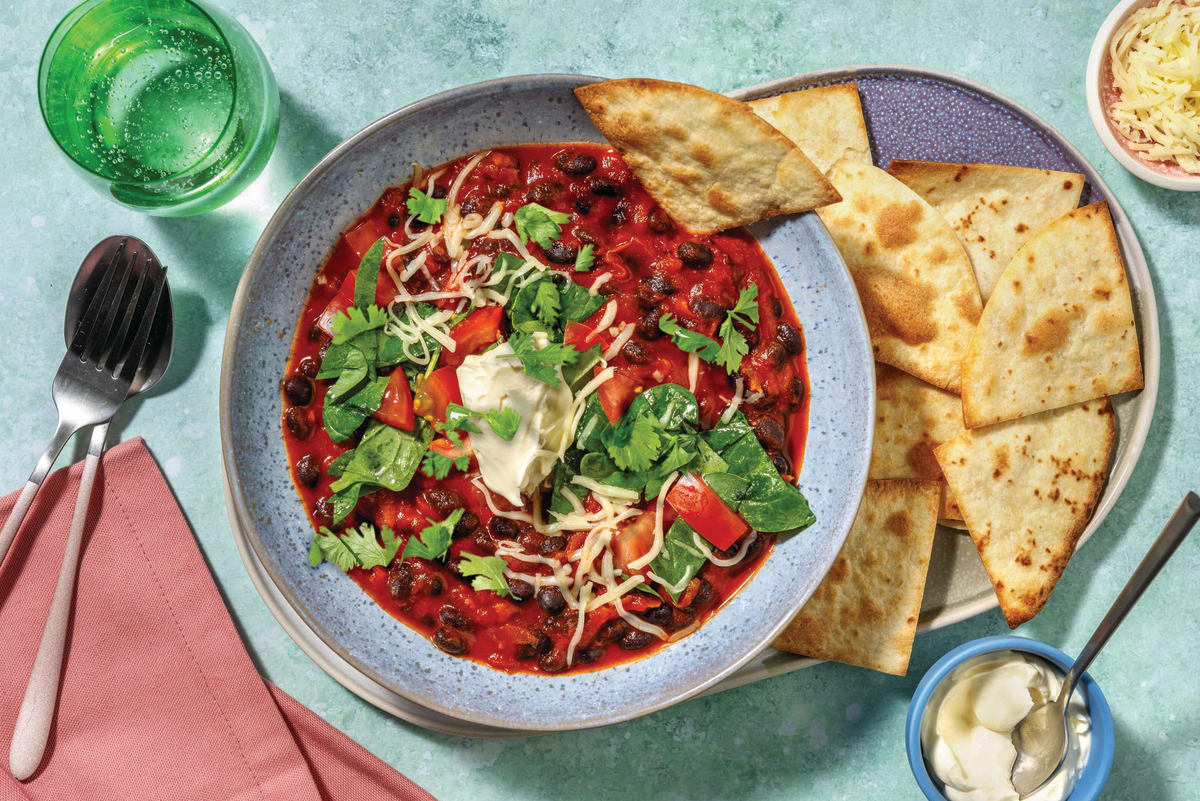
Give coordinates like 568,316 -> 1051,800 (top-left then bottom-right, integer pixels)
906,636 -> 1115,801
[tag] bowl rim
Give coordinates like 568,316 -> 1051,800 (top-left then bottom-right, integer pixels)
904,635 -> 1115,801
1085,0 -> 1200,192
219,72 -> 875,731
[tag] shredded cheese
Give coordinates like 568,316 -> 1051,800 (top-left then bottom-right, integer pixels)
687,352 -> 699,394
693,530 -> 758,567
1109,0 -> 1200,173
603,323 -> 635,361
588,301 -> 618,342
588,272 -> 613,295
570,475 -> 640,501
721,375 -> 745,424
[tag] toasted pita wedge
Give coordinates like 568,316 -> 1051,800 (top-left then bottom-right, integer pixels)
869,363 -> 967,520
961,202 -> 1143,428
748,83 -> 872,174
773,479 -> 940,675
574,79 -> 839,234
887,161 -> 1084,302
935,398 -> 1115,627
818,160 -> 983,392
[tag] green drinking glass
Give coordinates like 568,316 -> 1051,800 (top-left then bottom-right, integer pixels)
38,0 -> 279,216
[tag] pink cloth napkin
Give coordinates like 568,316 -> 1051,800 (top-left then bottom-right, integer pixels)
0,438 -> 436,801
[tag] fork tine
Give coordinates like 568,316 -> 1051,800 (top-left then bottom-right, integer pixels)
115,265 -> 166,384
99,253 -> 151,371
83,248 -> 141,365
68,238 -> 126,355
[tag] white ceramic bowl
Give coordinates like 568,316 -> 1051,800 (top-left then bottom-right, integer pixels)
1086,0 -> 1200,191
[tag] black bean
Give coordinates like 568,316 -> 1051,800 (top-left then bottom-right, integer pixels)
690,296 -> 728,320
574,227 -> 598,245
775,322 -> 803,355
534,630 -> 553,654
752,415 -> 786,452
646,275 -> 676,295
636,308 -> 665,340
594,619 -> 629,645
298,356 -> 319,378
490,517 -> 521,540
555,152 -> 597,175
619,629 -> 655,650
386,212 -> 402,228
453,511 -> 480,540
788,378 -> 807,410
621,340 -> 650,365
688,578 -> 714,610
472,527 -> 495,551
538,649 -> 567,673
388,562 -> 413,601
666,607 -> 696,632
527,180 -> 563,205
677,241 -> 714,268
539,535 -> 567,555
640,603 -> 672,626
647,209 -> 674,233
307,321 -> 326,343
296,454 -> 320,488
576,645 -> 605,664
537,586 -> 567,615
544,241 -> 577,264
425,576 -> 444,596
438,605 -> 472,631
508,578 -> 535,601
318,339 -> 332,360
762,340 -> 788,367
492,183 -> 517,199
431,184 -> 449,199
609,199 -> 630,227
285,407 -> 312,440
771,450 -> 792,477
771,297 -> 783,317
574,197 -> 592,215
313,497 -> 338,530
430,242 -> 451,265
282,375 -> 314,406
425,487 -> 466,516
460,195 -> 488,216
589,177 -> 622,196
432,627 -> 467,655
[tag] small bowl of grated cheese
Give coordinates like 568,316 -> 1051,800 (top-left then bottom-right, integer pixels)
1086,0 -> 1200,191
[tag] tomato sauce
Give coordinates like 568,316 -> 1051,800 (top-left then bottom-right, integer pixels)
281,143 -> 811,675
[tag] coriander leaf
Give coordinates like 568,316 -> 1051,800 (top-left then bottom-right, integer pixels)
659,313 -> 721,363
457,552 -> 512,597
507,332 -> 577,387
728,284 -> 760,327
406,188 -> 447,224
483,406 -> 521,441
514,202 -> 570,248
420,449 -> 470,479
549,449 -> 588,516
714,318 -> 749,373
308,535 -> 324,567
530,280 -> 562,328
354,238 -> 387,310
402,509 -> 463,561
339,523 -> 392,570
310,528 -> 359,571
574,243 -> 595,272
331,304 -> 388,345
602,413 -> 662,472
444,403 -> 483,434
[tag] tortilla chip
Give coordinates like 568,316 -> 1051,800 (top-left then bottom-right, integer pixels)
817,160 -> 983,392
574,79 -> 840,234
887,161 -> 1084,302
773,479 -> 940,675
748,83 -> 872,174
961,202 -> 1143,428
935,398 -> 1116,627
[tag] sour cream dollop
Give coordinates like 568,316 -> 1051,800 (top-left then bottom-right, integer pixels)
921,651 -> 1091,801
455,339 -> 574,507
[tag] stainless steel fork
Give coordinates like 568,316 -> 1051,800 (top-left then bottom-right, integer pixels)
0,240 -> 167,567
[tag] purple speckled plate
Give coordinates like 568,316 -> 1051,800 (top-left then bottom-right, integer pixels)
222,66 -> 1159,735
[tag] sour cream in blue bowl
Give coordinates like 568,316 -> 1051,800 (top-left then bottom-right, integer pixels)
906,636 -> 1115,801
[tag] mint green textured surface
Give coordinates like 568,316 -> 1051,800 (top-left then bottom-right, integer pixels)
1,2 -> 1196,798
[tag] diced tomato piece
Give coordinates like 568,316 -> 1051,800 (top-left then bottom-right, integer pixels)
596,369 -> 638,424
316,271 -> 357,336
414,366 -> 462,421
429,435 -> 472,460
563,320 -> 592,351
666,473 -> 748,550
440,306 -> 504,367
619,591 -> 659,613
373,370 -> 414,430
343,216 -> 391,259
611,510 -> 656,572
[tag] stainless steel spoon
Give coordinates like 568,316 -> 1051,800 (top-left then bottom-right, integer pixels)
7,236 -> 172,782
1010,491 -> 1200,797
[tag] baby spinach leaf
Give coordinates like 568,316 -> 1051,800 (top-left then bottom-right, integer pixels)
649,519 -> 708,603
331,420 -> 432,492
353,238 -> 387,310
562,344 -> 601,394
323,374 -> 389,443
549,449 -> 588,516
509,273 -> 605,337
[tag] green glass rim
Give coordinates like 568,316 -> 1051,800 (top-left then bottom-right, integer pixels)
37,0 -> 243,187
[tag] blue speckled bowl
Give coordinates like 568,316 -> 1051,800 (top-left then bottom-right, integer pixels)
220,74 -> 874,730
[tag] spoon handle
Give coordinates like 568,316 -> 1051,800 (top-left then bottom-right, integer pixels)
9,422 -> 107,781
1063,491 -> 1200,697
